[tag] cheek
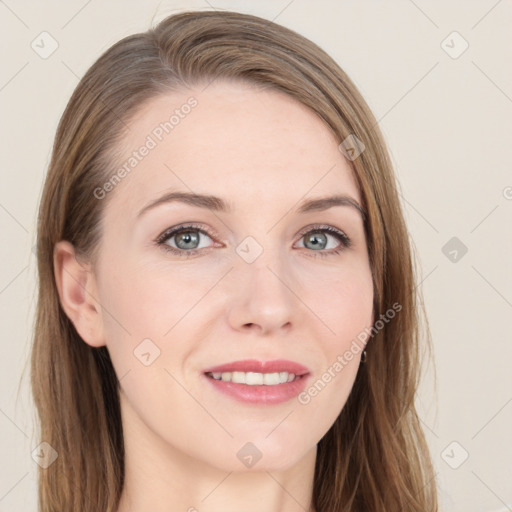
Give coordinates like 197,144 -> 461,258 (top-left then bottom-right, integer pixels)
99,258 -> 207,338
296,284 -> 371,427
96,257 -> 218,383
309,259 -> 374,343
298,262 -> 373,409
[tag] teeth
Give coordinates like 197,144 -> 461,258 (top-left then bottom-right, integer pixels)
263,373 -> 279,385
232,371 -> 246,384
208,371 -> 298,385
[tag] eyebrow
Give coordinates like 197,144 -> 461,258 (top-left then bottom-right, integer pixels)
136,191 -> 366,220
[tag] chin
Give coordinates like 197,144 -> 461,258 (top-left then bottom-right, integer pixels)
209,436 -> 313,473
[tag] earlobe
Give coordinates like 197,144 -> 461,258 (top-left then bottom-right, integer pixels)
53,240 -> 106,348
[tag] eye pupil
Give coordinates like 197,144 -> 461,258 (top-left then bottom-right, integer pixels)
304,232 -> 327,250
176,231 -> 200,249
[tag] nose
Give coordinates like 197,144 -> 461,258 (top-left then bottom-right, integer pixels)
226,249 -> 297,336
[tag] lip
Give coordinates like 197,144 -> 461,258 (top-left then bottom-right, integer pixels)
202,359 -> 311,405
203,359 -> 310,376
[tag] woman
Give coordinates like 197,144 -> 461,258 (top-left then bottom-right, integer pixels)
31,9 -> 438,512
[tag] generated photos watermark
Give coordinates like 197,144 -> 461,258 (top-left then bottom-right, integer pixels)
93,96 -> 198,200
297,301 -> 402,405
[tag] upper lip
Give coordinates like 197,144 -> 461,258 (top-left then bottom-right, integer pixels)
203,359 -> 310,376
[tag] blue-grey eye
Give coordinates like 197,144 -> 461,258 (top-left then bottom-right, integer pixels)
174,230 -> 201,250
303,232 -> 329,250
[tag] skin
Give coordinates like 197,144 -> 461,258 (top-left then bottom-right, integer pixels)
54,80 -> 374,512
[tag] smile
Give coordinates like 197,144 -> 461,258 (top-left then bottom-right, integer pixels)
206,371 -> 300,385
202,359 -> 310,405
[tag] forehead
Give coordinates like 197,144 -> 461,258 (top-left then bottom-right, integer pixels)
107,80 -> 360,215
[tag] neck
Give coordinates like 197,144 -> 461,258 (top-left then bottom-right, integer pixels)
116,389 -> 317,512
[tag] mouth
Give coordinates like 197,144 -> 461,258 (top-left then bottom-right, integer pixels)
202,359 -> 310,405
205,370 -> 304,385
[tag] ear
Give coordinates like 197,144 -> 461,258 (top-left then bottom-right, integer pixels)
53,240 -> 106,348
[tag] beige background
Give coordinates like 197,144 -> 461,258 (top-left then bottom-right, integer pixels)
1,1 -> 511,510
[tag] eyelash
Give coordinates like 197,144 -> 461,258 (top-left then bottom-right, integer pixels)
155,223 -> 352,259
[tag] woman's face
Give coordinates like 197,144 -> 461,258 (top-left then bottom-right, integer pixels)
90,80 -> 374,472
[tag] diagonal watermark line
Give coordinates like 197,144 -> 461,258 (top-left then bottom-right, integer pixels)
61,0 -> 93,29
265,410 -> 294,438
414,265 -> 438,292
0,0 -> 29,28
163,368 -> 233,438
200,75 -> 219,93
0,472 -> 29,503
0,407 -> 28,438
162,267 -> 234,337
400,194 -> 439,233
470,204 -> 499,233
201,471 -> 233,501
0,62 -> 29,92
265,471 -> 309,510
472,61 -> 512,105
471,265 -> 512,308
407,0 -> 439,28
202,0 -> 219,11
471,397 -> 512,439
471,470 -> 512,511
61,60 -> 131,131
61,60 -> 81,80
118,368 -> 132,382
0,203 -> 29,233
417,414 -> 440,440
265,266 -> 336,335
272,0 -> 296,22
0,265 -> 28,296
373,62 -> 439,127
472,0 -> 503,30
266,164 -> 337,234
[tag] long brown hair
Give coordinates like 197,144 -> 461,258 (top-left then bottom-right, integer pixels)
30,9 -> 438,511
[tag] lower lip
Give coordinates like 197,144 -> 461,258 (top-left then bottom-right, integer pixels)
203,373 -> 310,405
